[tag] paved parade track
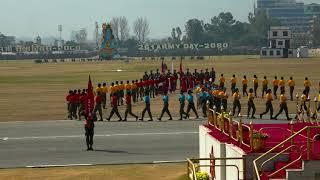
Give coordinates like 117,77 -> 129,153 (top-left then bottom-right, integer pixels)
0,117 -> 291,168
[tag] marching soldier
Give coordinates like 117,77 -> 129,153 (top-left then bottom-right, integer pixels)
253,75 -> 259,98
131,80 -> 137,103
220,91 -> 228,112
304,77 -> 311,97
139,79 -> 145,101
123,91 -> 138,121
287,77 -> 295,101
199,88 -> 208,118
107,92 -> 123,121
247,88 -> 256,119
260,89 -> 274,119
178,90 -> 188,120
242,75 -> 248,96
102,83 -> 108,109
262,76 -> 268,98
279,77 -> 285,93
300,90 -> 310,117
93,92 -> 103,121
272,76 -> 279,99
119,81 -> 125,105
109,82 -> 115,98
66,90 -> 73,119
95,83 -> 102,96
186,90 -> 199,119
274,90 -> 292,120
219,74 -> 226,88
158,91 -> 173,121
230,74 -> 237,94
139,90 -> 153,121
115,81 -> 120,106
232,88 -> 241,117
210,67 -> 216,82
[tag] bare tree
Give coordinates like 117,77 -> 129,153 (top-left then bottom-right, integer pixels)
133,17 -> 150,43
119,16 -> 130,42
111,17 -> 120,40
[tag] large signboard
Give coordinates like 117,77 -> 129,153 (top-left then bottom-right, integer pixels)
0,45 -> 81,53
138,42 -> 229,52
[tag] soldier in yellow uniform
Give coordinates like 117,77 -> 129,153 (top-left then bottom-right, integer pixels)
279,77 -> 285,93
262,76 -> 268,98
95,83 -> 102,96
274,90 -> 292,120
260,89 -> 274,119
242,75 -> 248,96
125,80 -> 132,94
114,81 -> 120,106
300,90 -> 309,116
119,81 -> 125,105
101,83 -> 108,109
219,74 -> 226,88
247,88 -> 256,119
253,75 -> 259,98
230,74 -> 237,94
304,77 -> 311,97
287,77 -> 295,101
273,76 -> 279,99
109,82 -> 115,98
232,88 -> 241,116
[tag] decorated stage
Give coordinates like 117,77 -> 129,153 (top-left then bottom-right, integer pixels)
190,110 -> 320,180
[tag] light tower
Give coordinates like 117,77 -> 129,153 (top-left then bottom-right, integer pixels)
95,22 -> 99,50
58,25 -> 62,46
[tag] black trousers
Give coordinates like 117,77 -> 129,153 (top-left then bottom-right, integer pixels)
243,84 -> 248,96
275,103 -> 290,119
273,86 -> 278,99
85,127 -> 94,149
125,104 -> 138,120
150,86 -> 155,98
262,85 -> 268,97
201,102 -> 207,117
222,99 -> 228,112
232,100 -> 241,116
186,103 -> 199,117
261,101 -> 273,118
231,83 -> 236,93
142,103 -> 152,119
159,103 -> 172,119
280,86 -> 285,93
254,84 -> 258,97
300,102 -> 309,116
179,103 -> 187,119
305,86 -> 310,97
289,86 -> 294,101
248,100 -> 256,117
108,106 -> 122,120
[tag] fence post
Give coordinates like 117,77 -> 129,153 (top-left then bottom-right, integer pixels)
307,127 -> 311,160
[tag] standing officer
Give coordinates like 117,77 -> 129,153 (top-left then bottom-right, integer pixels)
102,83 -> 108,109
273,76 -> 279,99
279,77 -> 285,93
304,77 -> 311,97
247,88 -> 256,119
242,75 -> 248,96
253,75 -> 259,98
107,92 -> 123,121
93,92 -> 103,121
262,76 -> 268,98
274,90 -> 292,120
260,89 -> 274,119
84,115 -> 94,151
139,90 -> 153,121
287,77 -> 295,101
123,91 -> 138,121
158,91 -> 173,121
232,88 -> 241,117
178,90 -> 188,120
230,74 -> 237,93
186,90 -> 199,119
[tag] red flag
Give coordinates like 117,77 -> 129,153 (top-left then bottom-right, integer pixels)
85,75 -> 94,121
179,57 -> 183,73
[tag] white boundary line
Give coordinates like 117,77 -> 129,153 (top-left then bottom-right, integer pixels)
1,131 -> 198,141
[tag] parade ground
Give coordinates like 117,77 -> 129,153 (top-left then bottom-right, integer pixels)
0,55 -> 319,122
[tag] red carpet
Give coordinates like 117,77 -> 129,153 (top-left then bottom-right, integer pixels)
205,121 -> 320,179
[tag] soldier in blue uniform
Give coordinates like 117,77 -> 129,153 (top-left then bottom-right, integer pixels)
158,91 -> 173,121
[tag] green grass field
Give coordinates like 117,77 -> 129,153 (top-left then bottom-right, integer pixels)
0,55 -> 319,122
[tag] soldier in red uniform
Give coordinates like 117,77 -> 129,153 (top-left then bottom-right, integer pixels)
180,72 -> 187,93
107,93 -> 122,121
66,90 -> 73,119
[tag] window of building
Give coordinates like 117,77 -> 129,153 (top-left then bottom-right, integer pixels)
289,50 -> 292,54
278,41 -> 283,46
270,50 -> 274,56
273,31 -> 278,36
277,50 -> 281,55
283,31 -> 288,36
262,50 -> 267,56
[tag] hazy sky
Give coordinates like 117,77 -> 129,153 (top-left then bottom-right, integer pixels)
0,0 -> 318,41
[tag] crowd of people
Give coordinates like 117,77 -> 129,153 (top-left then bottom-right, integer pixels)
66,69 -> 320,122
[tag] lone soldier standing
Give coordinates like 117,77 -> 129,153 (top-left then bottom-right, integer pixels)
139,90 -> 153,121
123,91 -> 138,121
158,91 -> 173,121
107,93 -> 123,121
178,90 -> 188,120
260,89 -> 274,119
186,90 -> 199,119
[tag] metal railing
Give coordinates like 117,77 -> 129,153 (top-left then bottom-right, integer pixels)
253,126 -> 320,180
187,157 -> 245,180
